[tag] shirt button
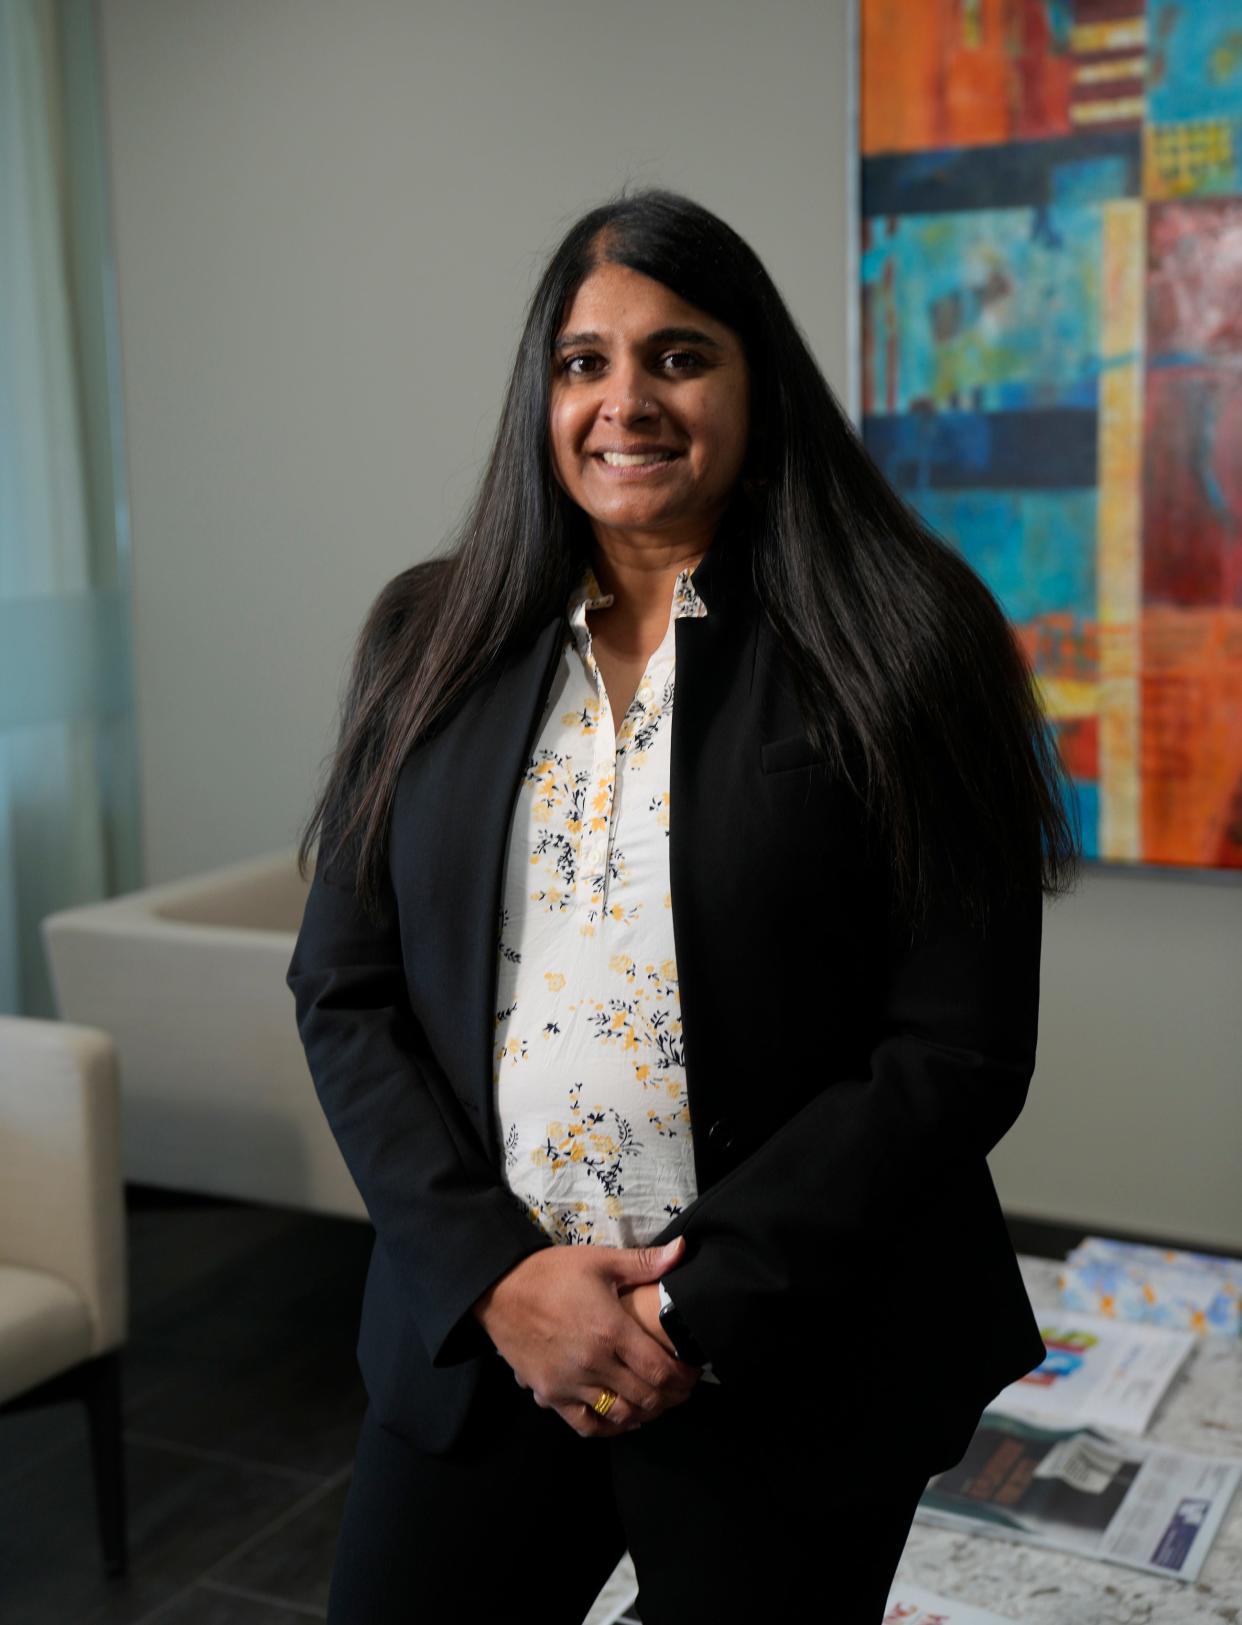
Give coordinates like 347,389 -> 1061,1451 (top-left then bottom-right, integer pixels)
707,1118 -> 736,1152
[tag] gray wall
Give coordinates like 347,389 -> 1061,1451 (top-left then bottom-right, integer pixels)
97,0 -> 1242,1249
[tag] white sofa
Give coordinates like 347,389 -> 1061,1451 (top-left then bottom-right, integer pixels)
0,1014 -> 128,1573
41,850 -> 366,1219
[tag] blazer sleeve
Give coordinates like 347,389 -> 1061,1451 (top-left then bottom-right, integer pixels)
286,839 -> 552,1367
659,864 -> 1043,1380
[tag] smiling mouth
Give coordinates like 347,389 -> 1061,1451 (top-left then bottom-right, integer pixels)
595,451 -> 681,467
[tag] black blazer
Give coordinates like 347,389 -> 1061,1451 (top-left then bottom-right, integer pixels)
286,524 -> 1047,1483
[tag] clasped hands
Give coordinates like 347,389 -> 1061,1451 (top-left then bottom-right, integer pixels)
470,1235 -> 701,1438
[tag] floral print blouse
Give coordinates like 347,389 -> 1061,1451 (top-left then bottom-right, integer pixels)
492,558 -> 708,1251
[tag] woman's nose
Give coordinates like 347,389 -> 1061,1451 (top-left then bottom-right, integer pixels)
601,363 -> 658,425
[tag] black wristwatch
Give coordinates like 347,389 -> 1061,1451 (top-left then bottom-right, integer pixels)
658,1280 -> 706,1367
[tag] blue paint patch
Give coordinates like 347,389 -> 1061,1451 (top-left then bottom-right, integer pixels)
1146,5 -> 1242,194
862,131 -> 1141,217
991,374 -> 1099,411
860,205 -> 1104,414
863,410 -> 1098,491
1149,3 -> 1242,125
910,489 -> 1097,622
1052,155 -> 1133,207
1070,778 -> 1098,862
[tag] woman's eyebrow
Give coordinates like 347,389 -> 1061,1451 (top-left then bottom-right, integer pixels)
552,326 -> 724,351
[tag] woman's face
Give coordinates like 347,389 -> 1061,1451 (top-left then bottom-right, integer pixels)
548,261 -> 750,554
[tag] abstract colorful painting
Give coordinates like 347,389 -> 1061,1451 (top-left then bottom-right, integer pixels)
856,0 -> 1242,868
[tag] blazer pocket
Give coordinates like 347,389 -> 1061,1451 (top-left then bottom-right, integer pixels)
761,733 -> 824,774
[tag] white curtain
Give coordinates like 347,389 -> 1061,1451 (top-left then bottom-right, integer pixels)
0,0 -> 139,1016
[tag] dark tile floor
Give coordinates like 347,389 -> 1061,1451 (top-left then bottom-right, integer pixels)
0,1194 -> 1142,1623
1,1195 -> 369,1624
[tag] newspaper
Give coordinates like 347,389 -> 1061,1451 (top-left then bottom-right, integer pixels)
988,1306 -> 1195,1434
915,1412 -> 1241,1582
884,1583 -> 1017,1622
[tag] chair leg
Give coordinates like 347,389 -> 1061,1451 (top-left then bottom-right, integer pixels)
81,1351 -> 128,1576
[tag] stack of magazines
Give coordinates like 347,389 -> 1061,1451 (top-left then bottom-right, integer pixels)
907,1244 -> 1242,1589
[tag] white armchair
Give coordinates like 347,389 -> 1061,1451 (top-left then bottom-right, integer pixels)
0,1014 -> 128,1575
41,849 -> 365,1218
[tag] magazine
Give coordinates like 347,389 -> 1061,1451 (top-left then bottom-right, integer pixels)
1058,1236 -> 1242,1336
884,1583 -> 1017,1622
988,1306 -> 1195,1434
915,1412 -> 1241,1583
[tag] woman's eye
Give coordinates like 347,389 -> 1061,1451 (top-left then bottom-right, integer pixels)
557,349 -> 706,377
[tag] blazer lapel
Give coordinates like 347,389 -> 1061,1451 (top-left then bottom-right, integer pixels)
668,524 -> 764,1189
392,612 -> 568,1155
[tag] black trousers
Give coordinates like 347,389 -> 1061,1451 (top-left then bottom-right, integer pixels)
328,1355 -> 931,1625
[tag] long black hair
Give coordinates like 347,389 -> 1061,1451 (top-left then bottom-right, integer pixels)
295,185 -> 1080,934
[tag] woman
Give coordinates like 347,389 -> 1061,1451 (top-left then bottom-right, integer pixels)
287,188 -> 1079,1623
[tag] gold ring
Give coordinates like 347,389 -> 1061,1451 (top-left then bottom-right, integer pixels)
593,1388 -> 618,1418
